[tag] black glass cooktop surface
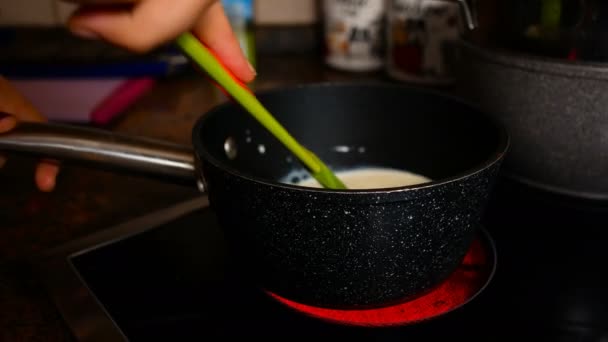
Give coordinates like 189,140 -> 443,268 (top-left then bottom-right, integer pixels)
36,176 -> 608,341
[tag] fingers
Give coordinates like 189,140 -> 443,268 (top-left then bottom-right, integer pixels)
0,114 -> 15,171
67,0 -> 256,82
0,77 -> 61,191
0,113 -> 15,170
68,0 -> 215,53
35,160 -> 61,192
192,1 -> 256,83
0,113 -> 59,192
0,113 -> 15,168
0,77 -> 44,121
0,113 -> 17,133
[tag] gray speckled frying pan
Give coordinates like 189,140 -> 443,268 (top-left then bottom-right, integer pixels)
448,0 -> 608,199
449,40 -> 608,200
0,82 -> 508,309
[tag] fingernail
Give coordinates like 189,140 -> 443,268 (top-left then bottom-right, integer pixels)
71,27 -> 99,40
247,60 -> 257,76
36,161 -> 60,192
38,173 -> 56,192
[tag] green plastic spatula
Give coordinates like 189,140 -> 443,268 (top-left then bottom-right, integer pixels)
176,32 -> 347,190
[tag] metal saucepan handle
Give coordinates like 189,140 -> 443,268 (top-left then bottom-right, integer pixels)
456,0 -> 478,31
0,121 -> 198,187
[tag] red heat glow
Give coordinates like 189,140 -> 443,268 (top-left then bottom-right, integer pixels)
268,238 -> 492,327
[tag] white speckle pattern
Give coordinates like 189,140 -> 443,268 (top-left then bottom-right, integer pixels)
332,145 -> 368,154
333,145 -> 351,153
200,148 -> 503,309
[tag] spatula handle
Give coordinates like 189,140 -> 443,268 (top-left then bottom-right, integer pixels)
176,33 -> 322,175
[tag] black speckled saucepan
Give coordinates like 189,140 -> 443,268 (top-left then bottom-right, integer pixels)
0,82 -> 509,310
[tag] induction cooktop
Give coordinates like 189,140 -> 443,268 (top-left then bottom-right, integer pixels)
34,176 -> 608,341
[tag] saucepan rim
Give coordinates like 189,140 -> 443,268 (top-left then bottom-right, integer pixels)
456,40 -> 608,81
192,82 -> 510,195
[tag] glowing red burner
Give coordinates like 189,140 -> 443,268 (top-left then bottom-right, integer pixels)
268,235 -> 494,327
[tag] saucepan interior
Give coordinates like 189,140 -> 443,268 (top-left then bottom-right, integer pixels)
194,82 -> 507,191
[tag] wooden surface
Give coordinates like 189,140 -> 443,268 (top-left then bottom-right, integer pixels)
0,51 -> 388,340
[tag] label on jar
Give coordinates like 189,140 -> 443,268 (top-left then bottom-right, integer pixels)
323,0 -> 386,72
387,0 -> 462,84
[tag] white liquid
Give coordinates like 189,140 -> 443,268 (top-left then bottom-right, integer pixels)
293,167 -> 431,189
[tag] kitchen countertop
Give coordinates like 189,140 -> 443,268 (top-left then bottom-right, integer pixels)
0,49 -> 398,340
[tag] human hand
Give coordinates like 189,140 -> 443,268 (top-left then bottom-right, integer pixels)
65,0 -> 256,83
0,77 -> 60,192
